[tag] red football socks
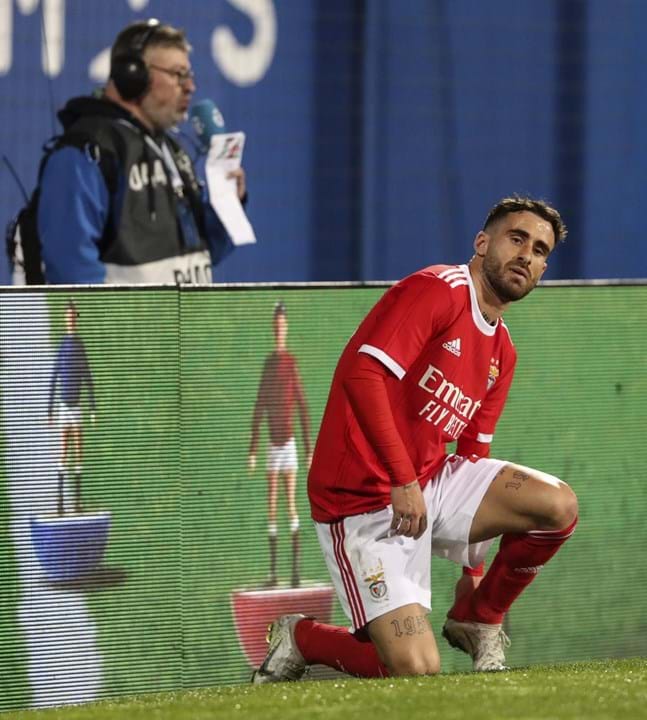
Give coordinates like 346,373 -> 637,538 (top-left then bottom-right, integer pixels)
450,516 -> 578,625
463,562 -> 485,578
294,619 -> 390,678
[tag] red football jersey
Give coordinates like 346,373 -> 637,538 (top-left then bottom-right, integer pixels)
250,350 -> 311,455
308,264 -> 517,522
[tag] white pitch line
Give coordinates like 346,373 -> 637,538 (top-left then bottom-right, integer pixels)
0,294 -> 103,707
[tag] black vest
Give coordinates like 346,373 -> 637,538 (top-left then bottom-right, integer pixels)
64,113 -> 207,268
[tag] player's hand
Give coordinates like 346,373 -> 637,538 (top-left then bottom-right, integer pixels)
248,453 -> 257,473
227,167 -> 246,200
390,480 -> 427,539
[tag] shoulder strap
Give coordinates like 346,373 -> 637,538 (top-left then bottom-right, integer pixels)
46,131 -> 119,194
7,128 -> 123,284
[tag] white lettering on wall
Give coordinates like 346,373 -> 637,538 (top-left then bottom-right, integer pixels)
211,0 -> 277,87
0,0 -> 277,87
0,0 -> 12,74
88,0 -> 149,81
0,0 -> 65,76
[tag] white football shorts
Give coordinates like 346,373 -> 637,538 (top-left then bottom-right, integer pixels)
315,454 -> 506,630
57,403 -> 82,429
266,436 -> 298,473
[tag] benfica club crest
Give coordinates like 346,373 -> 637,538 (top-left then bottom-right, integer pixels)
487,358 -> 500,390
363,562 -> 388,601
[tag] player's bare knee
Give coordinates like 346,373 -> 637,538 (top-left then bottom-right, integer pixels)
544,482 -> 578,530
385,650 -> 440,677
424,654 -> 441,676
560,485 -> 579,527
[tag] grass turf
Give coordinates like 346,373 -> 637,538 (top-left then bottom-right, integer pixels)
2,286 -> 647,709
3,659 -> 646,720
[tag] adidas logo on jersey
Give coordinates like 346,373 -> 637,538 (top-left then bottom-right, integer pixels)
442,338 -> 461,357
513,565 -> 544,575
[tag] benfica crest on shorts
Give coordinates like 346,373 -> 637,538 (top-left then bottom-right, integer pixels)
363,562 -> 388,601
487,358 -> 500,390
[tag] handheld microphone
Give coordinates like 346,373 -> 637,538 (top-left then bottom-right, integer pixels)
189,99 -> 227,153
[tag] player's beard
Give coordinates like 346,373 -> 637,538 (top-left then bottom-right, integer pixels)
482,253 -> 536,303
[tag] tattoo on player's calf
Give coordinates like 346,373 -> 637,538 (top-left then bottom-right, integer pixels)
390,615 -> 431,638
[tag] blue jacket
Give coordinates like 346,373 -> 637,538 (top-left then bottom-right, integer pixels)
38,96 -> 236,284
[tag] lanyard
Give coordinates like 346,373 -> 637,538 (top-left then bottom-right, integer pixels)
117,120 -> 200,249
144,136 -> 185,197
117,119 -> 185,196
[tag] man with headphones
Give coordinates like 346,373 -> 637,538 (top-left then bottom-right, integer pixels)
33,19 -> 248,284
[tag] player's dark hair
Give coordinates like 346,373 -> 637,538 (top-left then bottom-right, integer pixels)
483,195 -> 567,245
64,300 -> 79,323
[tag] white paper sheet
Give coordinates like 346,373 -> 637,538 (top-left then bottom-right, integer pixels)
204,131 -> 256,246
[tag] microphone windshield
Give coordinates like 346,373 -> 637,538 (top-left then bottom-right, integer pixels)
190,99 -> 226,151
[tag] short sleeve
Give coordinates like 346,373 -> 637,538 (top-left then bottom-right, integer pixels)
357,272 -> 457,378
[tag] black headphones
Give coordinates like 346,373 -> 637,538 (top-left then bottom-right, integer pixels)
110,18 -> 161,101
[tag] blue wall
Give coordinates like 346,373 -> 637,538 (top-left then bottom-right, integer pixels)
1,0 -> 646,284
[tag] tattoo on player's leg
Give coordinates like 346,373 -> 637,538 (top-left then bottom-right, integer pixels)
390,615 -> 431,638
506,469 -> 530,490
415,615 -> 430,634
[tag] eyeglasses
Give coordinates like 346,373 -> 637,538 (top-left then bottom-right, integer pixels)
149,64 -> 195,85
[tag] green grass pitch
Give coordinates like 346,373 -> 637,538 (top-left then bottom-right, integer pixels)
1,284 -> 646,710
3,659 -> 646,720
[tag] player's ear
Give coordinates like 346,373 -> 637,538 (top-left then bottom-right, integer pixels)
474,231 -> 489,258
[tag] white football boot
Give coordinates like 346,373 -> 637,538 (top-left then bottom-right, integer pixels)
442,618 -> 511,672
251,614 -> 307,683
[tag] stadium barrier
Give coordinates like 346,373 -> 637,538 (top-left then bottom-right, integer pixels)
0,281 -> 645,710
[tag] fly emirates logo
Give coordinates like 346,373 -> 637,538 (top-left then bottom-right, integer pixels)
417,365 -> 481,439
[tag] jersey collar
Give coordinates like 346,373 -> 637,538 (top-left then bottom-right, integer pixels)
461,264 -> 498,336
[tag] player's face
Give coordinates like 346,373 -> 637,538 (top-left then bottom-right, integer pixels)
274,314 -> 288,348
65,309 -> 77,333
477,211 -> 555,303
140,46 -> 195,131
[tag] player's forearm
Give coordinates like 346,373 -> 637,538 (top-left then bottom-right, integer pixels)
248,387 -> 268,454
48,371 -> 58,417
85,373 -> 97,411
249,411 -> 264,454
344,355 -> 416,486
